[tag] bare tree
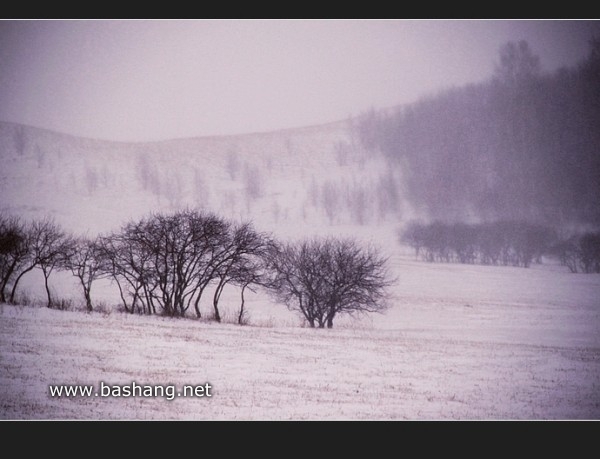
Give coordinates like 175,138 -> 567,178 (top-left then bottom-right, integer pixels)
554,232 -> 600,274
29,218 -> 74,308
99,210 -> 235,318
2,216 -> 74,307
211,222 -> 274,323
400,221 -> 426,260
98,225 -> 156,315
244,163 -> 263,202
494,40 -> 541,84
233,256 -> 266,325
578,232 -> 600,274
552,237 -> 580,273
267,237 -> 394,328
64,236 -> 106,312
0,214 -> 30,303
7,220 -> 40,304
321,181 -> 340,224
347,183 -> 368,225
185,212 -> 232,319
226,149 -> 239,180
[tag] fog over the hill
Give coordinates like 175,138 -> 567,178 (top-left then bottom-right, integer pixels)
1,20 -> 599,141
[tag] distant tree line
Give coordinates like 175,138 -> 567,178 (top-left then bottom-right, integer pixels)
355,39 -> 600,227
400,219 -> 600,273
400,220 -> 555,268
552,232 -> 600,274
0,211 -> 393,328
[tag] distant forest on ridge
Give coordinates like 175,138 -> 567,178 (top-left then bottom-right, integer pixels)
355,39 -> 600,229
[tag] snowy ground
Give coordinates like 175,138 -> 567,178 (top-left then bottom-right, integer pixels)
2,250 -> 599,420
3,116 -> 599,421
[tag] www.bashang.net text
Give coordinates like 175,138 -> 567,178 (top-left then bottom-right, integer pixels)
48,382 -> 212,401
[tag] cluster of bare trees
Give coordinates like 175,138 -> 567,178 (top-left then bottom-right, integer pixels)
307,174 -> 400,226
0,215 -> 75,307
0,211 -> 273,320
401,220 -> 556,268
552,232 -> 600,274
1,210 -> 394,328
98,210 -> 273,321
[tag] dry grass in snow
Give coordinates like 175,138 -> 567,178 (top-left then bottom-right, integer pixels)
1,254 -> 599,420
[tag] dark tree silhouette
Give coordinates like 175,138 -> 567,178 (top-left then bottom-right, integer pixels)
211,222 -> 273,323
0,214 -> 29,303
494,40 -> 541,84
231,254 -> 270,325
267,238 -> 394,328
97,209 -> 273,320
1,216 -> 73,307
552,231 -> 600,274
100,210 -> 232,317
64,237 -> 106,312
401,220 -> 556,268
28,218 -> 74,308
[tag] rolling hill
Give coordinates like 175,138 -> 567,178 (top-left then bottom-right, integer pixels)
2,120 -> 600,420
0,119 -> 407,242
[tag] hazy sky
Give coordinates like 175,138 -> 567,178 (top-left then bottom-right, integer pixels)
1,19 -> 599,142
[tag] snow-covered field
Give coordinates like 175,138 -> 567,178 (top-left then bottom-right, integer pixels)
1,121 -> 599,420
2,251 -> 599,420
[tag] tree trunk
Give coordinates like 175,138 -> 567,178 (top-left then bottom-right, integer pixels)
43,269 -> 53,308
213,304 -> 221,322
131,290 -> 140,314
0,275 -> 10,302
212,279 -> 225,323
194,288 -> 205,319
84,290 -> 93,312
238,283 -> 247,325
9,265 -> 35,303
114,277 -> 130,313
0,258 -> 20,303
79,277 -> 93,312
327,316 -> 334,328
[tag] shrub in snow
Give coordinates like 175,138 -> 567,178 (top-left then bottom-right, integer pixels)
266,237 -> 394,328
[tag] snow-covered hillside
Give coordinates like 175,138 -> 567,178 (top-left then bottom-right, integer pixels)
1,120 -> 599,420
0,120 -> 407,240
0,119 -> 411,307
